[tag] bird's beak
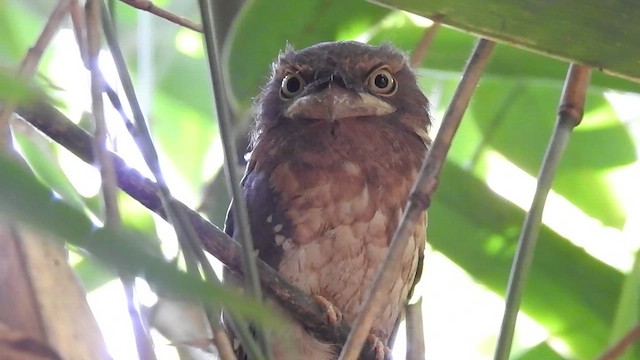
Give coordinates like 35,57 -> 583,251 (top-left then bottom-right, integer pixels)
284,87 -> 396,121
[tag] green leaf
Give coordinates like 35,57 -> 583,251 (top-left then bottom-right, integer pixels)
0,1 -> 41,62
514,342 -> 565,360
376,0 -> 640,84
73,257 -> 115,293
431,162 -> 622,359
467,78 -> 635,228
151,91 -> 217,192
368,14 -> 640,94
12,130 -> 87,210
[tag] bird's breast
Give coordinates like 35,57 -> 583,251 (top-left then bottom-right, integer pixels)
268,154 -> 425,337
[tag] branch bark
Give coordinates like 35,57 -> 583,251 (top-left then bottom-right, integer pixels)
14,100 -> 381,360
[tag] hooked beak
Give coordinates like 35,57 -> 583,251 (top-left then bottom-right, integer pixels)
284,87 -> 395,121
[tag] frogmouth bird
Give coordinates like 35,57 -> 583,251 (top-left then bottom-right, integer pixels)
225,41 -> 431,359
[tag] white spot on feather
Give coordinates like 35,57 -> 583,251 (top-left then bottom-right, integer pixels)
282,238 -> 294,251
343,161 -> 360,175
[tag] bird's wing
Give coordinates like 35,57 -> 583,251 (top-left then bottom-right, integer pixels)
224,160 -> 291,270
223,160 -> 293,359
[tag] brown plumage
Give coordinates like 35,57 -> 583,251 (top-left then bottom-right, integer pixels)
225,41 -> 431,359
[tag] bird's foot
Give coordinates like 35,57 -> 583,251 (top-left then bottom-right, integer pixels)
367,333 -> 391,360
313,295 -> 343,326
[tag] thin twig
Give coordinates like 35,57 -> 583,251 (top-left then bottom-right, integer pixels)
14,100 -> 382,360
598,323 -> 640,360
118,0 -> 202,32
69,0 -> 87,67
86,0 -> 119,228
197,0 -> 271,358
410,22 -> 441,68
405,299 -> 425,360
493,63 -> 591,360
338,38 -> 496,360
0,0 -> 71,129
213,328 -> 238,360
467,83 -> 524,169
86,2 -> 157,359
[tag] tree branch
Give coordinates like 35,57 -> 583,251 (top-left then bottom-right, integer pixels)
117,0 -> 202,32
597,323 -> 640,360
14,99 -> 381,360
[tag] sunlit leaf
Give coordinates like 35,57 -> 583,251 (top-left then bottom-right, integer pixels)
514,342 -> 565,360
467,78 -> 635,228
431,162 -> 622,359
377,0 -> 640,84
367,15 -> 640,94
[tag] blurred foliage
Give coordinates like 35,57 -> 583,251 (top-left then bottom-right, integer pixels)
0,0 -> 638,359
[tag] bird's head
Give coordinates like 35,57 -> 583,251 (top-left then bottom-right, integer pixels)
254,41 -> 431,146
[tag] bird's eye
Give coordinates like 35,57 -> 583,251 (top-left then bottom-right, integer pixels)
367,68 -> 397,96
280,74 -> 305,99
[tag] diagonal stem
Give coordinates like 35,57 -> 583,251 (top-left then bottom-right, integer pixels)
118,0 -> 202,32
493,63 -> 591,360
598,323 -> 640,360
410,22 -> 441,68
197,0 -> 271,357
338,38 -> 496,360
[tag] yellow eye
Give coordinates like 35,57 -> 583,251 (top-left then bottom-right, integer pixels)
367,67 -> 397,96
280,73 -> 306,98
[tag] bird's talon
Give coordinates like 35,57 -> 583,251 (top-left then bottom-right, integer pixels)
313,295 -> 343,326
367,333 -> 391,360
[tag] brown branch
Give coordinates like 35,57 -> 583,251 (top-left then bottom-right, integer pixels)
14,99 -> 381,360
598,323 -> 640,360
338,38 -> 497,360
69,0 -> 88,67
410,22 -> 441,68
118,0 -> 202,32
494,63 -> 591,360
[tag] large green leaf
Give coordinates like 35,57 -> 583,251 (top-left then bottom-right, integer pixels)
467,78 -> 635,228
375,0 -> 640,84
367,15 -> 640,93
431,162 -> 622,359
0,1 -> 42,62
